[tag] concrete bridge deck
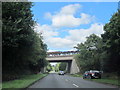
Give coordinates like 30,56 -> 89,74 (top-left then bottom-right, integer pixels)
46,55 -> 73,62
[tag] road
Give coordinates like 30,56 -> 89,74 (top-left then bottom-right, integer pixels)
29,73 -> 118,88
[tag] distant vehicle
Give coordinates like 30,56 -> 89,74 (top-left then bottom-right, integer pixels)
83,70 -> 102,79
58,71 -> 65,75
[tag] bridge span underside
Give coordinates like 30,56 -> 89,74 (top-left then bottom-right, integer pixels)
46,54 -> 80,74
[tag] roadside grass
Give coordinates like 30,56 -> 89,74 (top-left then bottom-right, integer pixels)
70,73 -> 119,86
89,78 -> 119,86
89,73 -> 119,86
2,73 -> 48,88
70,74 -> 83,77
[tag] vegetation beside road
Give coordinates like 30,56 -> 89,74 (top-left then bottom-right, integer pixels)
90,73 -> 119,86
2,73 -> 48,88
74,10 -> 120,85
90,78 -> 119,86
3,2 -> 48,81
71,73 -> 119,86
70,74 -> 83,77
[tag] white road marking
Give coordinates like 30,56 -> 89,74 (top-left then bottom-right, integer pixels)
73,84 -> 79,87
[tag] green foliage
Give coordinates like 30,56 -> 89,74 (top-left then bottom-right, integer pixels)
2,2 -> 47,81
70,74 -> 83,77
46,63 -> 52,72
75,34 -> 103,73
54,63 -> 60,72
2,74 -> 48,88
101,10 -> 120,72
59,62 -> 67,71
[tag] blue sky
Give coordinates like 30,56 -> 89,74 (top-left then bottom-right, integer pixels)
31,2 -> 118,51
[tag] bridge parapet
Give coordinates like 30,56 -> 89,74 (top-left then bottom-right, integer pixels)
47,51 -> 79,57
46,55 -> 73,63
47,55 -> 73,58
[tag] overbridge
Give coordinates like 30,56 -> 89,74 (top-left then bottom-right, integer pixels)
46,51 -> 80,74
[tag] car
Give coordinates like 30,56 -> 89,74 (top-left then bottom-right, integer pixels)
83,70 -> 102,79
58,71 -> 65,75
83,71 -> 90,79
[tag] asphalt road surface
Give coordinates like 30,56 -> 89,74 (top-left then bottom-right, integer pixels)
29,73 -> 118,88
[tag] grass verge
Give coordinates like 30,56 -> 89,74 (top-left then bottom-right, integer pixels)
89,78 -> 119,86
2,73 -> 48,88
70,74 -> 83,77
70,73 -> 119,86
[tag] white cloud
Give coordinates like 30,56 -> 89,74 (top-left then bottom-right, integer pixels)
46,37 -> 75,49
34,23 -> 58,40
60,4 -> 81,15
66,23 -> 104,43
34,23 -> 75,49
52,13 -> 94,27
45,4 -> 95,28
34,4 -> 104,51
34,23 -> 104,50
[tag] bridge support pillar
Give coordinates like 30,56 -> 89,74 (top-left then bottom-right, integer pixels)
70,59 -> 80,74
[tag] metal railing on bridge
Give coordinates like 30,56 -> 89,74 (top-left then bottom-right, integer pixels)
47,51 -> 79,57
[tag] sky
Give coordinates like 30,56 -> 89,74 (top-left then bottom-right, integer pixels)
31,2 -> 118,52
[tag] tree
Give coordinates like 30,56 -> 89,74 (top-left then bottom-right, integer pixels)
46,63 -> 52,72
74,34 -> 103,73
101,10 -> 120,72
2,2 -> 47,81
54,63 -> 59,72
59,62 -> 67,71
75,10 -> 120,74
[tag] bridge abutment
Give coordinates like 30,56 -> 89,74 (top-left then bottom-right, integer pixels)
70,59 -> 80,74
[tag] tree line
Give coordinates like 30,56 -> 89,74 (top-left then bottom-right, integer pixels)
2,2 -> 48,81
74,10 -> 120,74
46,62 -> 67,73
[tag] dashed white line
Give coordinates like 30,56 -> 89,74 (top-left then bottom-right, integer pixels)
73,84 -> 79,87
